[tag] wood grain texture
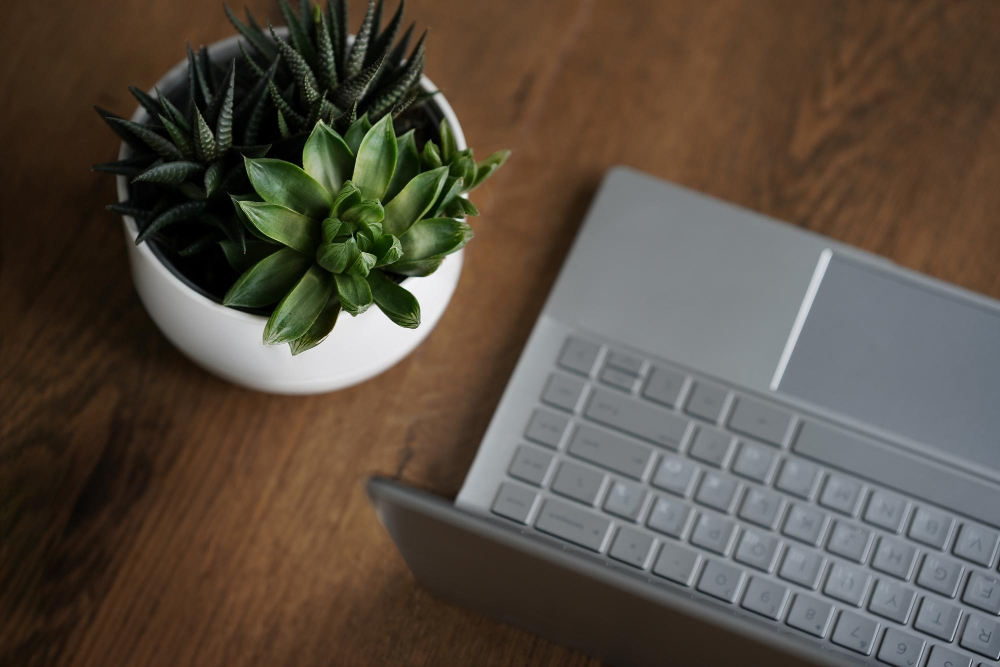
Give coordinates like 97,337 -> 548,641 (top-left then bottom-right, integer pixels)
3,1 -> 1000,665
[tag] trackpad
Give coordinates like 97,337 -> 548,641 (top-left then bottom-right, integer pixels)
775,253 -> 1000,476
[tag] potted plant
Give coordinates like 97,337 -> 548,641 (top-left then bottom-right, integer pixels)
94,0 -> 509,394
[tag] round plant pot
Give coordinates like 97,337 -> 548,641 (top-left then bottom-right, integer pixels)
116,32 -> 467,394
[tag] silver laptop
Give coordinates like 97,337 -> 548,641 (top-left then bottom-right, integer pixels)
369,167 -> 1000,667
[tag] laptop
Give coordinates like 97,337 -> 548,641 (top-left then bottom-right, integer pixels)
369,167 -> 1000,667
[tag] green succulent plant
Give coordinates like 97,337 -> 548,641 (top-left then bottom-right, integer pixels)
227,0 -> 427,139
412,118 -> 511,235
225,113 -> 496,354
93,45 -> 279,254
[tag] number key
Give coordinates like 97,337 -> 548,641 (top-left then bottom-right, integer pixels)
925,646 -> 972,667
831,609 -> 879,656
741,577 -> 790,620
878,627 -> 926,667
651,454 -> 698,498
786,594 -> 834,638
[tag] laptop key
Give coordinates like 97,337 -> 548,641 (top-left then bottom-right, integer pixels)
741,577 -> 790,620
914,598 -> 963,642
524,408 -> 569,449
557,336 -> 600,376
782,503 -> 830,547
652,541 -> 702,586
959,614 -> 1000,660
684,381 -> 729,424
831,610 -> 879,656
599,365 -> 637,392
909,506 -> 955,551
953,524 -> 1000,568
869,579 -> 916,624
694,471 -> 741,514
786,594 -> 834,638
642,366 -> 686,408
739,487 -> 786,530
871,537 -> 918,581
551,460 -> 607,506
606,350 -> 644,375
697,559 -> 746,603
878,627 -> 926,667
603,479 -> 647,521
688,427 -> 736,468
535,498 -> 613,553
734,529 -> 781,573
608,526 -> 655,569
690,513 -> 738,556
567,424 -> 654,481
508,445 -> 555,486
824,561 -> 872,607
651,455 -> 698,497
827,521 -> 875,563
864,489 -> 910,534
728,396 -> 793,447
647,496 -> 694,539
491,483 -> 539,524
542,373 -> 586,412
779,546 -> 826,590
585,388 -> 691,450
731,441 -> 777,483
963,570 -> 1000,615
925,646 -> 972,667
819,474 -> 865,517
775,458 -> 820,500
917,553 -> 965,598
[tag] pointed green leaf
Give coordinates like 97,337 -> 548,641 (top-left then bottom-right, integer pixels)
352,114 -> 397,200
433,176 -> 465,216
398,217 -> 473,260
224,247 -> 312,307
276,0 -> 317,67
314,6 -> 338,90
231,194 -> 279,244
277,108 -> 292,138
330,180 -> 362,216
421,140 -> 442,170
344,0 -> 375,79
109,118 -> 183,160
344,113 -> 372,154
303,121 -> 355,197
373,233 -> 402,266
341,199 -> 384,225
214,61 -> 236,155
244,157 -> 333,218
155,88 -> 190,131
269,22 -> 320,102
135,201 -> 207,243
458,197 -> 479,217
203,161 -> 224,195
157,114 -> 194,158
129,85 -> 162,120
367,269 -> 419,328
347,251 -> 376,277
321,217 -> 343,243
238,200 -> 321,254
289,294 -> 341,355
388,258 -> 442,277
316,236 -> 359,273
224,4 -> 278,60
470,149 -> 511,190
133,160 -> 204,185
192,106 -> 216,162
384,130 -> 418,203
439,118 -> 456,163
91,155 -> 154,177
381,166 -> 447,236
219,239 -> 280,272
334,272 -> 373,316
332,50 -> 386,109
264,264 -> 336,345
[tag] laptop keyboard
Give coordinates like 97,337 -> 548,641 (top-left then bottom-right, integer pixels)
490,335 -> 1000,665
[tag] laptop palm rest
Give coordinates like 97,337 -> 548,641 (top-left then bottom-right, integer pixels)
368,478 -> 858,667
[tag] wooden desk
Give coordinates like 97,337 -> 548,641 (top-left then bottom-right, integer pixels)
3,1 -> 1000,664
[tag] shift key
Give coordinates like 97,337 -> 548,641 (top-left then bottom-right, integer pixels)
585,388 -> 691,449
535,499 -> 613,552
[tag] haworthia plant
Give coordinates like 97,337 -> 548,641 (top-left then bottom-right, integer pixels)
225,114 -> 493,354
226,0 -> 428,139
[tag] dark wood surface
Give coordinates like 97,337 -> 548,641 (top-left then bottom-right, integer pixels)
4,1 -> 1000,665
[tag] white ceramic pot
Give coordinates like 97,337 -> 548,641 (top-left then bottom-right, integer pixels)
116,33 -> 466,394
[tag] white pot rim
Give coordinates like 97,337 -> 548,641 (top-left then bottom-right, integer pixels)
115,30 -> 468,327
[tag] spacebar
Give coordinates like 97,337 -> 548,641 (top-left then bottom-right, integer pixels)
793,421 -> 1000,529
